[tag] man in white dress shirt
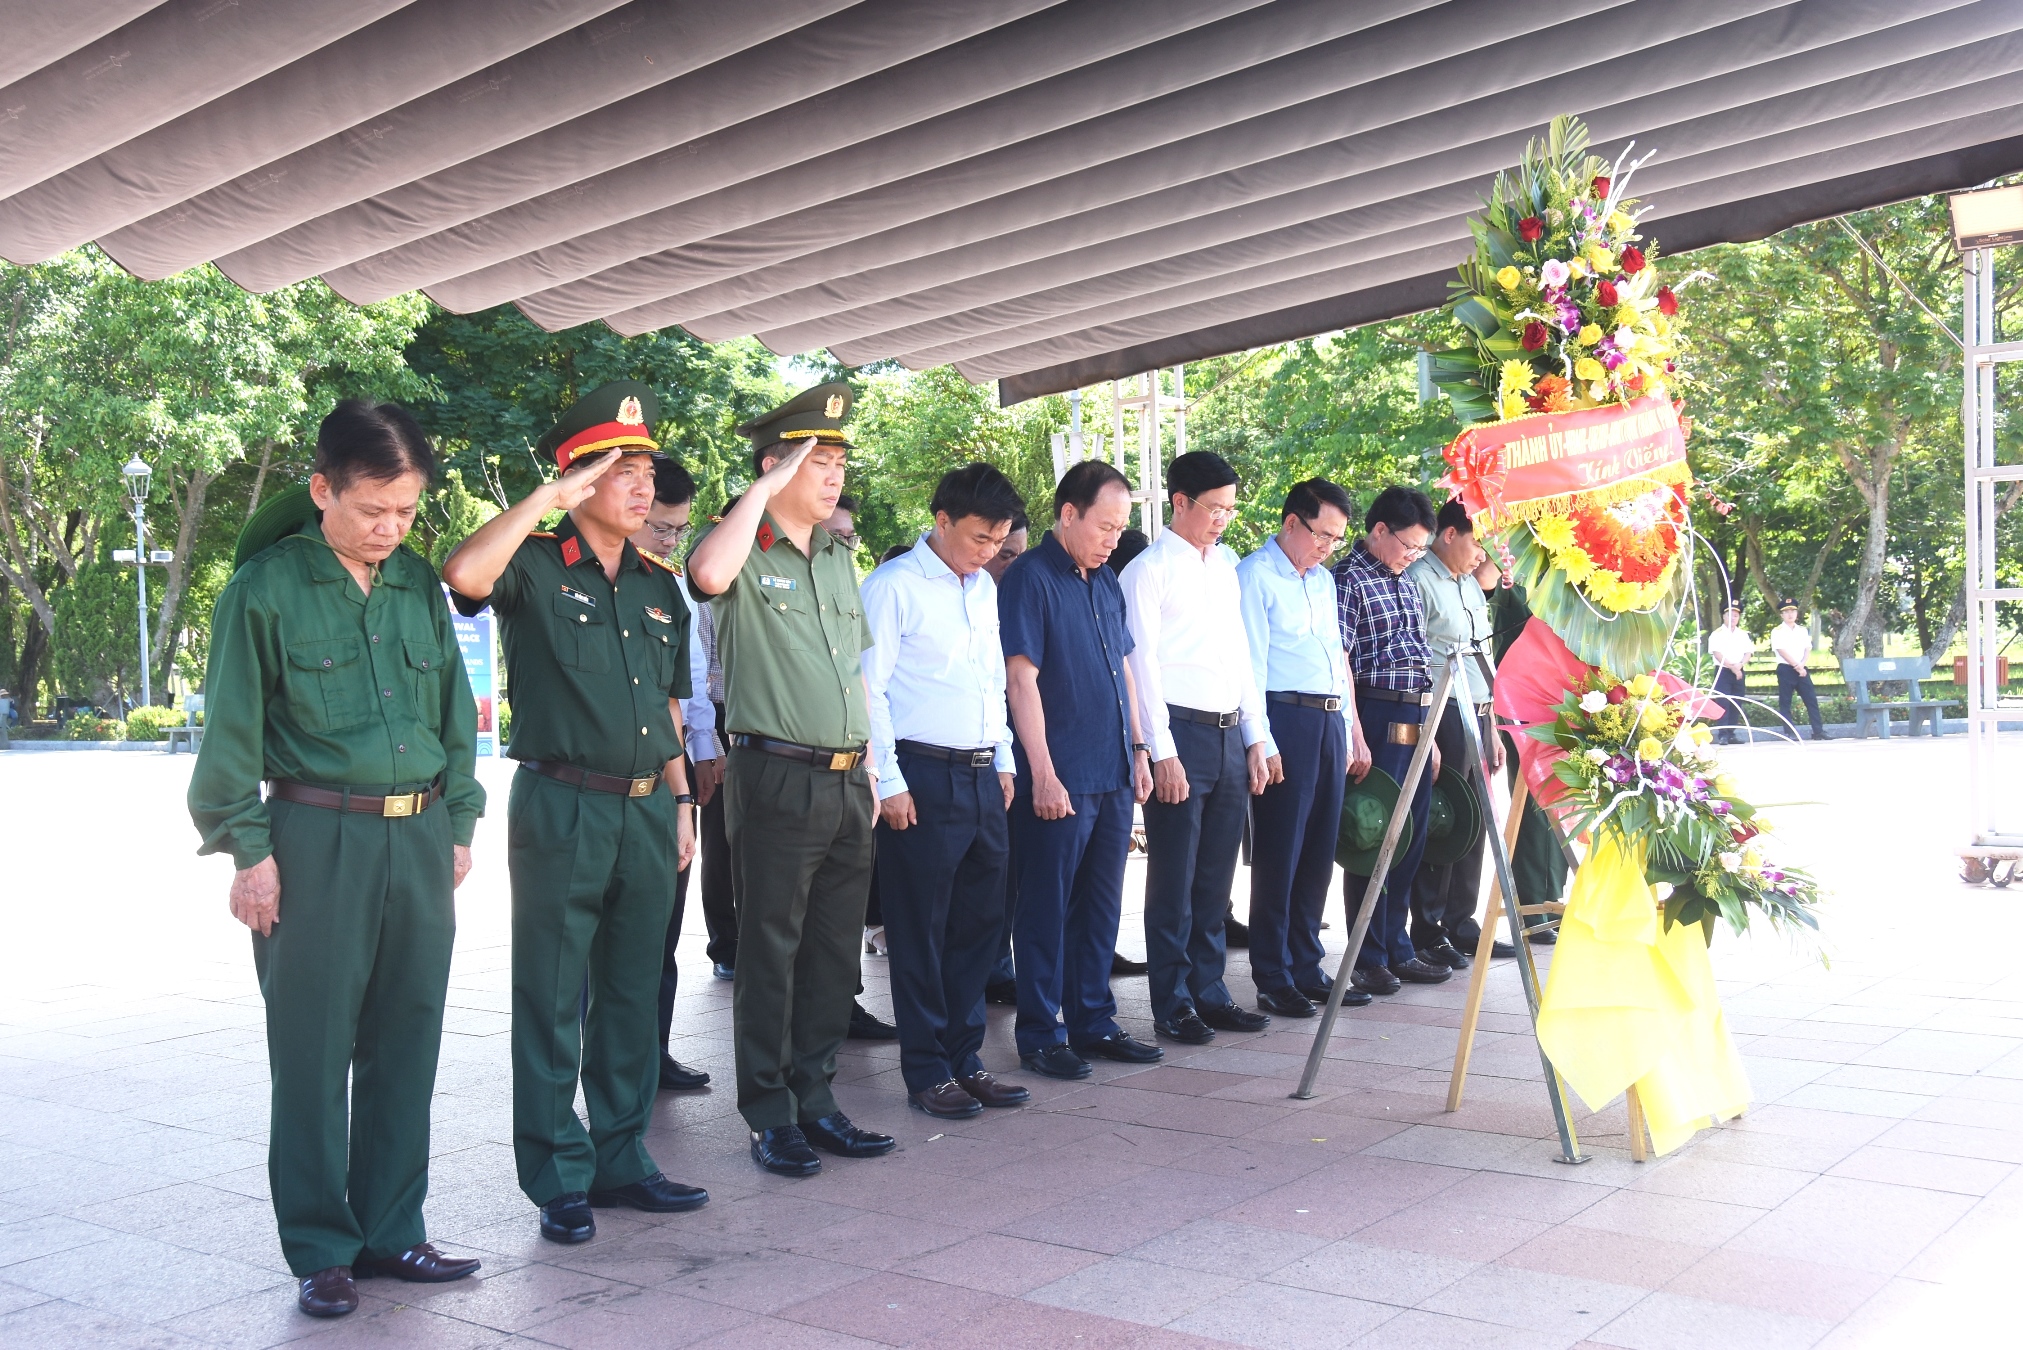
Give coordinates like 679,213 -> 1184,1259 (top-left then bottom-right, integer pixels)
1771,599 -> 1826,740
861,465 -> 1034,1118
1121,453 -> 1274,1044
1707,602 -> 1752,744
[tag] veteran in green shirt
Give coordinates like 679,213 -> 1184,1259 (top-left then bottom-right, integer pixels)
687,383 -> 895,1177
441,381 -> 707,1246
189,402 -> 485,1319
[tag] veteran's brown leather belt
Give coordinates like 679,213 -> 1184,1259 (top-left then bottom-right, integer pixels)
731,733 -> 865,771
267,779 -> 443,818
521,760 -> 660,797
1169,704 -> 1242,728
1266,691 -> 1342,711
896,739 -> 996,767
1356,684 -> 1433,706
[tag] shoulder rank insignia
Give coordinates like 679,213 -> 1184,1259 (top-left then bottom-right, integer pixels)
639,551 -> 679,574
756,520 -> 775,551
528,530 -> 555,538
560,536 -> 582,566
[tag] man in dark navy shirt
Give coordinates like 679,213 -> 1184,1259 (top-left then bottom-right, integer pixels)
998,462 -> 1158,1079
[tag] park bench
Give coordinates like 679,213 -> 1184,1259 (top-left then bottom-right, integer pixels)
1838,656 -> 1955,739
166,695 -> 204,754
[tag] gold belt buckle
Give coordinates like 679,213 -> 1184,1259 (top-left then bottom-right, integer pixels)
628,775 -> 657,798
1386,722 -> 1421,746
381,791 -> 422,818
828,751 -> 858,771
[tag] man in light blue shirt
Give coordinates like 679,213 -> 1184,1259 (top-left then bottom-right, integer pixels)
1236,479 -> 1373,1017
860,465 -> 1032,1119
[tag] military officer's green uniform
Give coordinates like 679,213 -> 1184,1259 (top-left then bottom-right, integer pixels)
450,387 -> 696,1207
690,387 -> 877,1132
189,494 -> 482,1278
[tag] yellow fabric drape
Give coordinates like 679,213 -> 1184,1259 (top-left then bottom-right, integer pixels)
1535,832 -> 1751,1154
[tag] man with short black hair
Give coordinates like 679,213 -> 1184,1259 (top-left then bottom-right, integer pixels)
193,401 -> 485,1316
1000,460 -> 1158,1079
1334,486 -> 1452,995
1238,479 -> 1371,1018
1406,500 -> 1501,970
864,463 -> 1031,1117
1708,602 -> 1752,745
1771,600 -> 1825,740
1122,452 -> 1272,1044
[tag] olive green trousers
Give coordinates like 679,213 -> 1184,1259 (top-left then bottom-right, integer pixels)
253,793 -> 454,1277
724,746 -> 874,1131
507,768 -> 675,1204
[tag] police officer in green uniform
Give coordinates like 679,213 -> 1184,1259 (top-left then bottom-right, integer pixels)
687,383 -> 897,1177
189,402 -> 485,1319
441,381 -> 708,1244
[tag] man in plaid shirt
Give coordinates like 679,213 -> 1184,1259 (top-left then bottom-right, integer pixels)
1332,487 -> 1452,996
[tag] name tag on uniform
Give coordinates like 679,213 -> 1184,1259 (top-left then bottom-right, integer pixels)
758,575 -> 797,591
644,606 -> 673,623
560,585 -> 595,607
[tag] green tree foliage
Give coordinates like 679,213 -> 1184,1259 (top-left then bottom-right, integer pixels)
48,563 -> 138,706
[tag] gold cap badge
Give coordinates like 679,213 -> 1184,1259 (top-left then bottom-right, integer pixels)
825,393 -> 845,419
617,396 -> 645,426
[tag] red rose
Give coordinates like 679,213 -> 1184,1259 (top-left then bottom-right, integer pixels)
1520,320 -> 1548,351
1606,685 -> 1628,705
1595,279 -> 1619,307
1620,245 -> 1645,274
1730,820 -> 1760,844
1656,286 -> 1678,316
1592,175 -> 1611,199
1517,216 -> 1544,242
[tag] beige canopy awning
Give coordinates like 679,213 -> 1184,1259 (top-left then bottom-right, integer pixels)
5,0 -> 2020,403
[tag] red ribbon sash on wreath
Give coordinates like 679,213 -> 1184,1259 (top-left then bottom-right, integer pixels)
1439,396 -> 1688,530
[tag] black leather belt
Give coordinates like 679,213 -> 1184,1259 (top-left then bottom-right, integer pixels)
522,760 -> 660,797
1267,691 -> 1342,711
1356,684 -> 1432,706
897,739 -> 996,767
1169,704 -> 1241,728
731,733 -> 865,771
268,778 -> 442,817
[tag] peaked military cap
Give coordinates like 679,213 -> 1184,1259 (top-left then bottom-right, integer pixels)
233,485 -> 318,572
538,380 -> 662,472
736,381 -> 855,452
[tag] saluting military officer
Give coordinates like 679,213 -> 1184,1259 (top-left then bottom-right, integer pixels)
440,381 -> 707,1246
686,382 -> 897,1178
189,402 -> 485,1319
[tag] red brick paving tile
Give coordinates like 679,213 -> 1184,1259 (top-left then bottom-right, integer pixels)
1662,1248 -> 1887,1322
775,1270 -> 1007,1347
1498,1223 -> 1711,1289
1352,1195 -> 1553,1262
1434,1168 -> 1609,1224
1107,1066 -> 1256,1096
892,1233 -> 1106,1296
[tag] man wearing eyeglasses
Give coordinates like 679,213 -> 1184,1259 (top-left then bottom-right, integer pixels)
1236,479 -> 1372,1019
1121,453 -> 1273,1044
1333,486 -> 1451,997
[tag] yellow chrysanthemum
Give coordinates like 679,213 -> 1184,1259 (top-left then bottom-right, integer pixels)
1499,392 -> 1528,420
1498,359 -> 1536,394
1574,356 -> 1604,382
1496,265 -> 1522,291
1637,736 -> 1664,762
1577,323 -> 1602,346
1556,546 -> 1595,584
1532,514 -> 1575,552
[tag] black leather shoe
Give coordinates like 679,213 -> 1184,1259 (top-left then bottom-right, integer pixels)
1395,956 -> 1453,984
1297,980 -> 1373,1009
297,1266 -> 357,1317
1110,953 -> 1149,976
957,1070 -> 1030,1107
355,1242 -> 480,1283
1199,1001 -> 1271,1031
1257,987 -> 1316,1018
539,1192 -> 595,1244
1154,1009 -> 1215,1044
801,1111 -> 896,1158
712,962 -> 735,981
1421,942 -> 1470,970
1528,927 -> 1558,946
848,1001 -> 899,1040
1074,1030 -> 1162,1063
1491,939 -> 1516,958
589,1172 -> 709,1213
1020,1044 -> 1091,1079
751,1125 -> 823,1177
911,1080 -> 983,1118
659,1055 -> 711,1090
984,979 -> 1018,1005
1351,966 -> 1403,996
1224,914 -> 1250,948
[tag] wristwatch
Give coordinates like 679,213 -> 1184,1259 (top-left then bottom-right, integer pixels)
673,793 -> 695,806
1132,742 -> 1151,756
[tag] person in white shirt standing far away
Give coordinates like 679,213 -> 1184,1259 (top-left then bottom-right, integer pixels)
860,464 -> 1036,1119
1771,598 -> 1827,741
1120,452 -> 1275,1045
1706,601 -> 1753,745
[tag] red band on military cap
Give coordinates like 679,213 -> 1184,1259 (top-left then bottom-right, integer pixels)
556,421 -> 658,470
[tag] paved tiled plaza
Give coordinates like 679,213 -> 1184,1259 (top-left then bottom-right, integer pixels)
1,735 -> 2017,1348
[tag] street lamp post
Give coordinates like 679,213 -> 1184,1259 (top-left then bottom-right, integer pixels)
122,457 -> 152,710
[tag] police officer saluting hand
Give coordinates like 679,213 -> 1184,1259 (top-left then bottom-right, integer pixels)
441,381 -> 707,1246
189,402 -> 485,1319
685,383 -> 896,1178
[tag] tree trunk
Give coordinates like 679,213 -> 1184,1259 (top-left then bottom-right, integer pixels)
149,467 -> 216,702
16,619 -> 47,716
245,439 -> 274,520
1834,440 -> 1897,658
1800,515 -> 1849,617
1739,516 -> 1779,611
